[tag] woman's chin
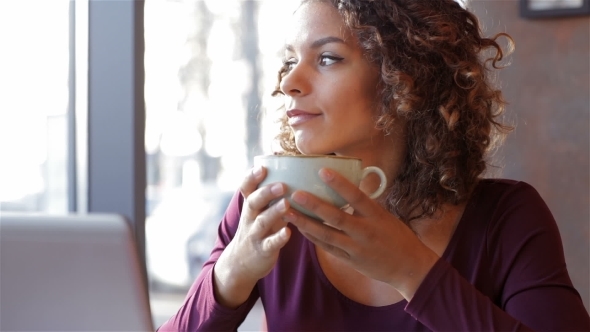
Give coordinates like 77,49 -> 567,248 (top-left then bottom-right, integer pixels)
295,144 -> 329,156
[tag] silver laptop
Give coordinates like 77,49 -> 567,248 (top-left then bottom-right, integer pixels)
0,212 -> 155,331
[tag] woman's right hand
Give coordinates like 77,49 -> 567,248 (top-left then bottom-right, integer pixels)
212,165 -> 291,308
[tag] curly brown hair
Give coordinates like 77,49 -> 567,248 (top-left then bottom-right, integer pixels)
271,0 -> 514,222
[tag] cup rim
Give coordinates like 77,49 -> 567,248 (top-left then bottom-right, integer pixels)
254,154 -> 361,161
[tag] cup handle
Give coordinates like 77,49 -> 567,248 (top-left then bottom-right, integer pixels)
361,166 -> 387,199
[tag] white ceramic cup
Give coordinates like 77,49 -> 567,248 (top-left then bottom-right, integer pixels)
254,155 -> 387,218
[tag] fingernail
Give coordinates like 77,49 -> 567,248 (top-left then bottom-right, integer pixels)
279,227 -> 288,239
319,168 -> 334,181
276,198 -> 287,212
283,212 -> 296,223
271,183 -> 284,195
253,166 -> 263,178
292,192 -> 307,205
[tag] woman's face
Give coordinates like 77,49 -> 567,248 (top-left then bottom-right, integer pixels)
280,1 -> 386,157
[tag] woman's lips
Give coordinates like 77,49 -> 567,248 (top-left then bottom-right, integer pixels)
286,109 -> 320,126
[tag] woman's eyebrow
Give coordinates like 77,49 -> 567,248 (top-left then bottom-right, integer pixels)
285,36 -> 346,52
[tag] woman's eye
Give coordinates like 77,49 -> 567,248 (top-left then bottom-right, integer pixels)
319,55 -> 342,66
282,58 -> 297,71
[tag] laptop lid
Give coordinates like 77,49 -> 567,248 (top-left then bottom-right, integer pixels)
0,212 -> 154,331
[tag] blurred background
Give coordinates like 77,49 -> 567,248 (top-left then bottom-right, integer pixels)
0,0 -> 587,329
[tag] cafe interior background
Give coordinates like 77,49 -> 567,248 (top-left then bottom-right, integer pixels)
0,0 -> 588,328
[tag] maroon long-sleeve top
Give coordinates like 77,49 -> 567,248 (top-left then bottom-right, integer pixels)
159,179 -> 590,331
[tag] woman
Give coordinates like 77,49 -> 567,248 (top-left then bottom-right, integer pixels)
160,0 -> 590,330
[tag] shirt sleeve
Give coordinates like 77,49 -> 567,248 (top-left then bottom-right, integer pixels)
157,191 -> 260,332
405,181 -> 590,331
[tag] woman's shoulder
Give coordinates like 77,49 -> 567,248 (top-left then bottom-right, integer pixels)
476,177 -> 537,192
471,178 -> 558,245
460,178 -> 556,246
474,178 -> 546,208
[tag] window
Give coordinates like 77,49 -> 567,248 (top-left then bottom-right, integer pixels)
0,0 -> 70,213
144,0 -> 298,328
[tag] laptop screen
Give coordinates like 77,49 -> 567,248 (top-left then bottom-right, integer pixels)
0,212 -> 154,331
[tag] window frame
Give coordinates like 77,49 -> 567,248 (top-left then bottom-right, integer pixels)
72,0 -> 147,282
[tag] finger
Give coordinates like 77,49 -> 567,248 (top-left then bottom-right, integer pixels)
252,198 -> 289,236
291,190 -> 350,231
302,231 -> 351,261
240,166 -> 266,199
318,168 -> 378,217
244,182 -> 286,218
261,226 -> 291,253
285,209 -> 352,253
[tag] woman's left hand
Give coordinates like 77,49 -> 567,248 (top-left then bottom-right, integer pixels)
283,167 -> 440,301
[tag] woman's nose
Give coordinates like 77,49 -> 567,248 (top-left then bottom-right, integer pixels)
279,64 -> 310,97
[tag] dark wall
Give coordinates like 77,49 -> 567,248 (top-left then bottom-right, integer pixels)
471,1 -> 589,311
